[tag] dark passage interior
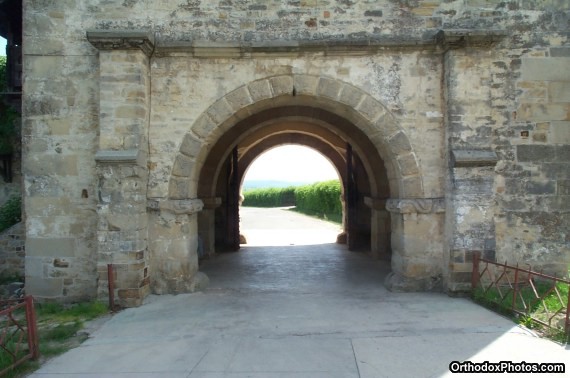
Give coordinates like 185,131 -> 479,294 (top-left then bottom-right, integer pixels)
197,103 -> 393,261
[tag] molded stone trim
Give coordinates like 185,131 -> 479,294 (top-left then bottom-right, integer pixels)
87,30 -> 155,57
452,149 -> 498,167
386,198 -> 445,214
147,199 -> 204,215
154,29 -> 505,57
436,29 -> 507,49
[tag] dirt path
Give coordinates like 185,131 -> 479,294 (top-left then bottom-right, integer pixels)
239,206 -> 342,246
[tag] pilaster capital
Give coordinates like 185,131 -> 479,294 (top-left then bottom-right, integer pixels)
87,30 -> 155,57
200,197 -> 222,209
364,197 -> 388,210
386,198 -> 445,214
147,198 -> 204,215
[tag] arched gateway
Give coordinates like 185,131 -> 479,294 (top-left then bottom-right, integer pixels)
149,74 -> 445,299
21,2 -> 569,309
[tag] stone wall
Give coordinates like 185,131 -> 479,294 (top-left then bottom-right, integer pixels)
22,0 -> 570,304
0,222 -> 25,279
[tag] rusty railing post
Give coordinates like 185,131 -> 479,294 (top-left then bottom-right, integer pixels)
24,296 -> 39,360
471,251 -> 480,291
512,263 -> 519,313
107,264 -> 115,312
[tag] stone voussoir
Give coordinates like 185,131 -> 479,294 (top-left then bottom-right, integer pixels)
247,79 -> 273,102
269,75 -> 294,97
292,74 -> 319,96
316,76 -> 343,100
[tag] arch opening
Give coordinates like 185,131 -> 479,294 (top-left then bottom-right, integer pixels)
165,75 -> 436,292
196,104 -> 391,260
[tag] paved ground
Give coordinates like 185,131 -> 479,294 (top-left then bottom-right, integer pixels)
29,208 -> 568,377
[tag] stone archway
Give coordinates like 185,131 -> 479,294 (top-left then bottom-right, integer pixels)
165,74 -> 445,292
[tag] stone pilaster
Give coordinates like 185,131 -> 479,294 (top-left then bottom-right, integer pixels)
198,197 -> 222,258
385,198 -> 445,291
88,31 -> 154,307
147,199 -> 208,294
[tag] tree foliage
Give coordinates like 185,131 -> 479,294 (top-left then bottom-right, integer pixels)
0,56 -> 7,92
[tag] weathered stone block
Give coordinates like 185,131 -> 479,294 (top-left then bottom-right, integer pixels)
169,177 -> 192,199
206,98 -> 234,125
25,276 -> 63,298
269,76 -> 294,96
401,176 -> 423,198
517,145 -> 556,162
356,95 -> 384,122
316,77 -> 342,100
191,115 -> 217,140
548,82 -> 570,102
550,121 -> 570,144
225,86 -> 254,111
397,153 -> 420,176
248,79 -> 272,102
293,75 -> 318,96
521,58 -> 570,82
338,84 -> 364,108
517,103 -> 569,122
387,131 -> 412,156
172,154 -> 195,177
27,238 -> 75,258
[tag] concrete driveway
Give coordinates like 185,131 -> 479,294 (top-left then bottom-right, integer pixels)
29,208 -> 569,377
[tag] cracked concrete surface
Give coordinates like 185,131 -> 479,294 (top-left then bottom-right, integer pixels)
29,208 -> 569,377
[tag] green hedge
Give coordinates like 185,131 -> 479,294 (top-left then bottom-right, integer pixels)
242,186 -> 296,207
242,180 -> 342,223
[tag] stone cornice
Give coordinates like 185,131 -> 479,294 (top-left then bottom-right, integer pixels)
84,29 -> 505,58
147,199 -> 204,215
87,30 -> 155,56
150,29 -> 506,58
386,198 -> 445,214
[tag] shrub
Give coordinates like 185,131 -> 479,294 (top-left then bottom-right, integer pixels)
0,196 -> 21,232
242,180 -> 342,223
242,186 -> 296,207
294,180 -> 342,222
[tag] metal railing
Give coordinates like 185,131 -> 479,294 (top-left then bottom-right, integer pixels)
472,253 -> 570,335
0,296 -> 39,376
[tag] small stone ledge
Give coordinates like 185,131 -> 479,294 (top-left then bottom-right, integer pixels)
95,149 -> 141,165
200,197 -> 222,209
364,197 -> 388,210
436,29 -> 507,49
452,149 -> 498,167
87,30 -> 155,56
386,198 -> 445,214
147,198 -> 204,215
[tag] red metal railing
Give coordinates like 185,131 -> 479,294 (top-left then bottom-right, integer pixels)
472,253 -> 570,335
0,296 -> 39,375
